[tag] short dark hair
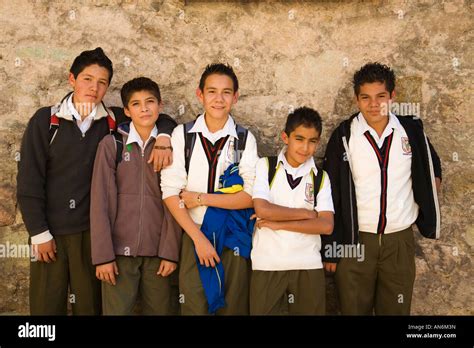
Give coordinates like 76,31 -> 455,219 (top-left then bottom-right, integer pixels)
120,77 -> 162,107
353,62 -> 395,96
284,107 -> 322,137
69,47 -> 113,83
199,63 -> 239,92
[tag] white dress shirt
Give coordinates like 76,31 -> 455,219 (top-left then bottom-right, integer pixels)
348,112 -> 419,234
160,114 -> 259,225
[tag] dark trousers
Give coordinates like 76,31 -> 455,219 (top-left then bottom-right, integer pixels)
335,227 -> 416,315
29,231 -> 101,315
102,256 -> 178,315
250,268 -> 326,315
178,233 -> 250,315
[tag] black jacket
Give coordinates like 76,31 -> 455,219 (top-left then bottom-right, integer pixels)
322,113 -> 442,262
17,93 -> 177,237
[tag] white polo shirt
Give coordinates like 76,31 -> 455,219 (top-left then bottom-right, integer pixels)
348,112 -> 419,234
251,148 -> 335,271
160,114 -> 259,225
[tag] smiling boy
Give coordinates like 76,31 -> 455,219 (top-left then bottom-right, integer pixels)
250,107 -> 334,315
17,48 -> 176,315
90,77 -> 181,315
160,63 -> 259,315
322,63 -> 442,315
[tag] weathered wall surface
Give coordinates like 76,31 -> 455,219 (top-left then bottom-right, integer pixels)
0,0 -> 472,314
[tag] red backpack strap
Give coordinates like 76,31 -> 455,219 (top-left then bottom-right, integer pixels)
106,114 -> 116,133
48,114 -> 60,145
50,114 -> 60,127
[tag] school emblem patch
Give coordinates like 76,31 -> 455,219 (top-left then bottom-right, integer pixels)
305,183 -> 314,204
401,137 -> 412,155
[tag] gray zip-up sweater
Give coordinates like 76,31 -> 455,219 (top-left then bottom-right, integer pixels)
90,121 -> 182,265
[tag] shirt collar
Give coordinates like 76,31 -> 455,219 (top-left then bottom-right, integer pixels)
67,94 -> 98,121
55,93 -> 108,121
355,111 -> 401,137
277,146 -> 317,178
188,113 -> 238,141
126,122 -> 158,149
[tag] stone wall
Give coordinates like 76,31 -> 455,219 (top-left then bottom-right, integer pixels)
0,0 -> 472,314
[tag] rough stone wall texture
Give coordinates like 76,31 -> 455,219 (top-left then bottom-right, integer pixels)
0,0 -> 472,315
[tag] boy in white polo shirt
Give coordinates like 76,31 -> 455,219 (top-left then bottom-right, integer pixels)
161,63 -> 259,315
323,63 -> 442,315
250,107 -> 334,315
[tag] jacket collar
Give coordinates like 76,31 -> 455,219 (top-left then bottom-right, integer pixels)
125,122 -> 158,149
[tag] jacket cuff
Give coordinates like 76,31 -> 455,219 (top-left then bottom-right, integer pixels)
159,256 -> 179,264
321,256 -> 340,263
93,258 -> 116,266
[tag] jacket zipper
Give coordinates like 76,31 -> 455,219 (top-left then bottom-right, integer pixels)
135,145 -> 145,256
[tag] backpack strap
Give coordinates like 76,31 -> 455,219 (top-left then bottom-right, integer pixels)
183,118 -> 249,173
106,113 -> 116,134
235,124 -> 248,152
49,114 -> 60,145
234,124 -> 248,164
266,156 -> 279,189
113,131 -> 124,169
183,120 -> 197,174
311,166 -> 325,209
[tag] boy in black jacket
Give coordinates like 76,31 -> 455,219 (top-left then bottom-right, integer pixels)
322,63 -> 442,315
17,47 -> 176,315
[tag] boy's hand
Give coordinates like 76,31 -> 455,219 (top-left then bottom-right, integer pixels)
96,261 -> 119,286
179,190 -> 202,209
251,214 -> 278,230
148,136 -> 173,172
255,218 -> 279,231
194,235 -> 220,268
323,262 -> 337,273
33,239 -> 57,263
157,260 -> 177,277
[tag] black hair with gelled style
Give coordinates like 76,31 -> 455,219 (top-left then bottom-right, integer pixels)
69,47 -> 113,83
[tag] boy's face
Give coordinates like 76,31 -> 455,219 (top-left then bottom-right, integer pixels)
124,90 -> 161,128
196,73 -> 238,123
355,81 -> 395,125
281,125 -> 320,167
68,64 -> 110,108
